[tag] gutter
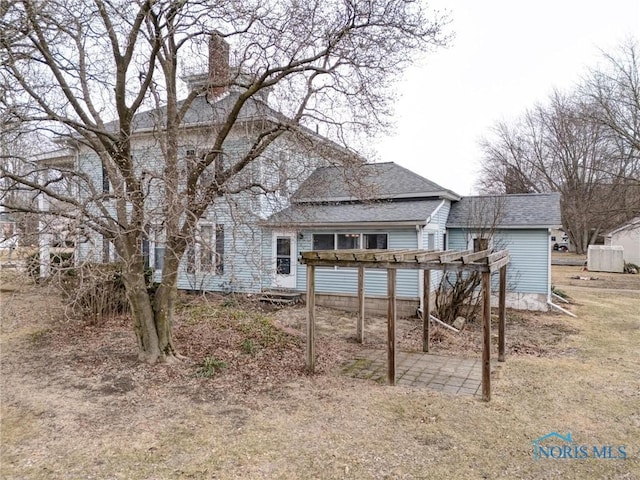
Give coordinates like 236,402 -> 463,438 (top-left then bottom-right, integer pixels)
262,220 -> 428,228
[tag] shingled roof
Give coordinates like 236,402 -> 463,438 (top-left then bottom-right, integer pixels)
110,91 -> 283,132
267,199 -> 444,227
446,192 -> 562,229
291,162 -> 461,202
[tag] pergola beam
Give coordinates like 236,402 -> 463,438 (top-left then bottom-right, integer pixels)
300,259 -> 495,272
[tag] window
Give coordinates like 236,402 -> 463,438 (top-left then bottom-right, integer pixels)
312,233 -> 388,250
148,225 -> 165,272
313,234 -> 335,250
276,237 -> 291,274
363,233 -> 387,249
102,163 -> 110,194
276,152 -> 288,197
473,237 -> 490,252
102,235 -> 110,262
185,223 -> 224,274
185,148 -> 223,195
337,233 -> 360,249
142,238 -> 150,270
427,233 -> 435,250
215,225 -> 224,274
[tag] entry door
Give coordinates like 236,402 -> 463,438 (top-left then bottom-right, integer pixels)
274,232 -> 296,289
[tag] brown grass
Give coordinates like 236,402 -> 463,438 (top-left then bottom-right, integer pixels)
552,264 -> 640,291
1,269 -> 639,479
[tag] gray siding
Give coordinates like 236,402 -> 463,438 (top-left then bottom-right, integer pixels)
291,228 -> 420,298
446,228 -> 550,295
74,126 -> 328,295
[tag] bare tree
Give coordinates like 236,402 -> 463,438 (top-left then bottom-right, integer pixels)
435,195 -> 506,324
478,46 -> 640,255
0,0 -> 450,363
581,39 -> 640,179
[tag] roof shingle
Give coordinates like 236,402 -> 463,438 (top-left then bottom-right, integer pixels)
292,162 -> 460,202
446,193 -> 562,229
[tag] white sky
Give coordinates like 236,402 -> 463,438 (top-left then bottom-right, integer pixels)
374,0 -> 640,195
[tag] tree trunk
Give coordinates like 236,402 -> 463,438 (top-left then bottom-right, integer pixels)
123,268 -> 178,364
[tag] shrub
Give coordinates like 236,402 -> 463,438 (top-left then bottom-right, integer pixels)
26,251 -> 74,279
59,263 -> 129,322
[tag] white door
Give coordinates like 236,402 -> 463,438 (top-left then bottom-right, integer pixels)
274,232 -> 296,289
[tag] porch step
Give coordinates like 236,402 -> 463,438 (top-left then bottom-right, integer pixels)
259,290 -> 302,306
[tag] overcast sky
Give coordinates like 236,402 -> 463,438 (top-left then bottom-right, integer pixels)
374,0 -> 640,195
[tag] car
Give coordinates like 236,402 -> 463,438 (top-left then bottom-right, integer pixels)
553,242 -> 569,252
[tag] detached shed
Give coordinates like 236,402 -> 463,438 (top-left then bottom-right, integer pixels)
300,248 -> 510,401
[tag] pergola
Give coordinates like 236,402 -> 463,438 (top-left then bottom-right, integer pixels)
299,248 -> 510,401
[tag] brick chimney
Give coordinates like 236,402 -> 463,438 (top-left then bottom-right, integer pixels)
208,33 -> 229,99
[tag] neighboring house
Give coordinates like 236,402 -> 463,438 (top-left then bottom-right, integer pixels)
266,163 -> 562,313
550,228 -> 569,251
604,216 -> 640,265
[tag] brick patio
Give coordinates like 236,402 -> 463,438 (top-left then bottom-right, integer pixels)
343,350 -> 499,397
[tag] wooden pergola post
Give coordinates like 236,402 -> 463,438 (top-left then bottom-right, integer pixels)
498,265 -> 507,362
299,247 -> 510,399
387,268 -> 397,385
481,271 -> 491,401
357,266 -> 365,343
422,269 -> 431,352
306,264 -> 316,372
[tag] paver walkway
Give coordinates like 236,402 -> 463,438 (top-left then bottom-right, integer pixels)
344,350 -> 498,397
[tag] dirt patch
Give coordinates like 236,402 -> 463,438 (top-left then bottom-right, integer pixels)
275,304 -> 579,359
2,270 -> 639,479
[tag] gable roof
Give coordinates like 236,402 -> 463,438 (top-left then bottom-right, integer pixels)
447,192 -> 562,229
291,162 -> 461,203
267,199 -> 444,227
606,216 -> 640,236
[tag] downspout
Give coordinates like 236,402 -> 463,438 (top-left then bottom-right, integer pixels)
417,223 -> 424,313
547,228 -> 552,305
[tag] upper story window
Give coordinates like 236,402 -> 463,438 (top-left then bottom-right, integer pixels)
185,147 -> 223,193
102,163 -> 109,194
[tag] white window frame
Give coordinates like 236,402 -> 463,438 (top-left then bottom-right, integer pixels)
185,222 -> 223,275
311,232 -> 389,251
149,225 -> 165,272
468,233 -> 493,252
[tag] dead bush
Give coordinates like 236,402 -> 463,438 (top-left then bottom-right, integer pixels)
59,263 -> 129,322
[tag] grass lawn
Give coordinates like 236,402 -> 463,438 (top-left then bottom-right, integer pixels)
1,269 -> 639,479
